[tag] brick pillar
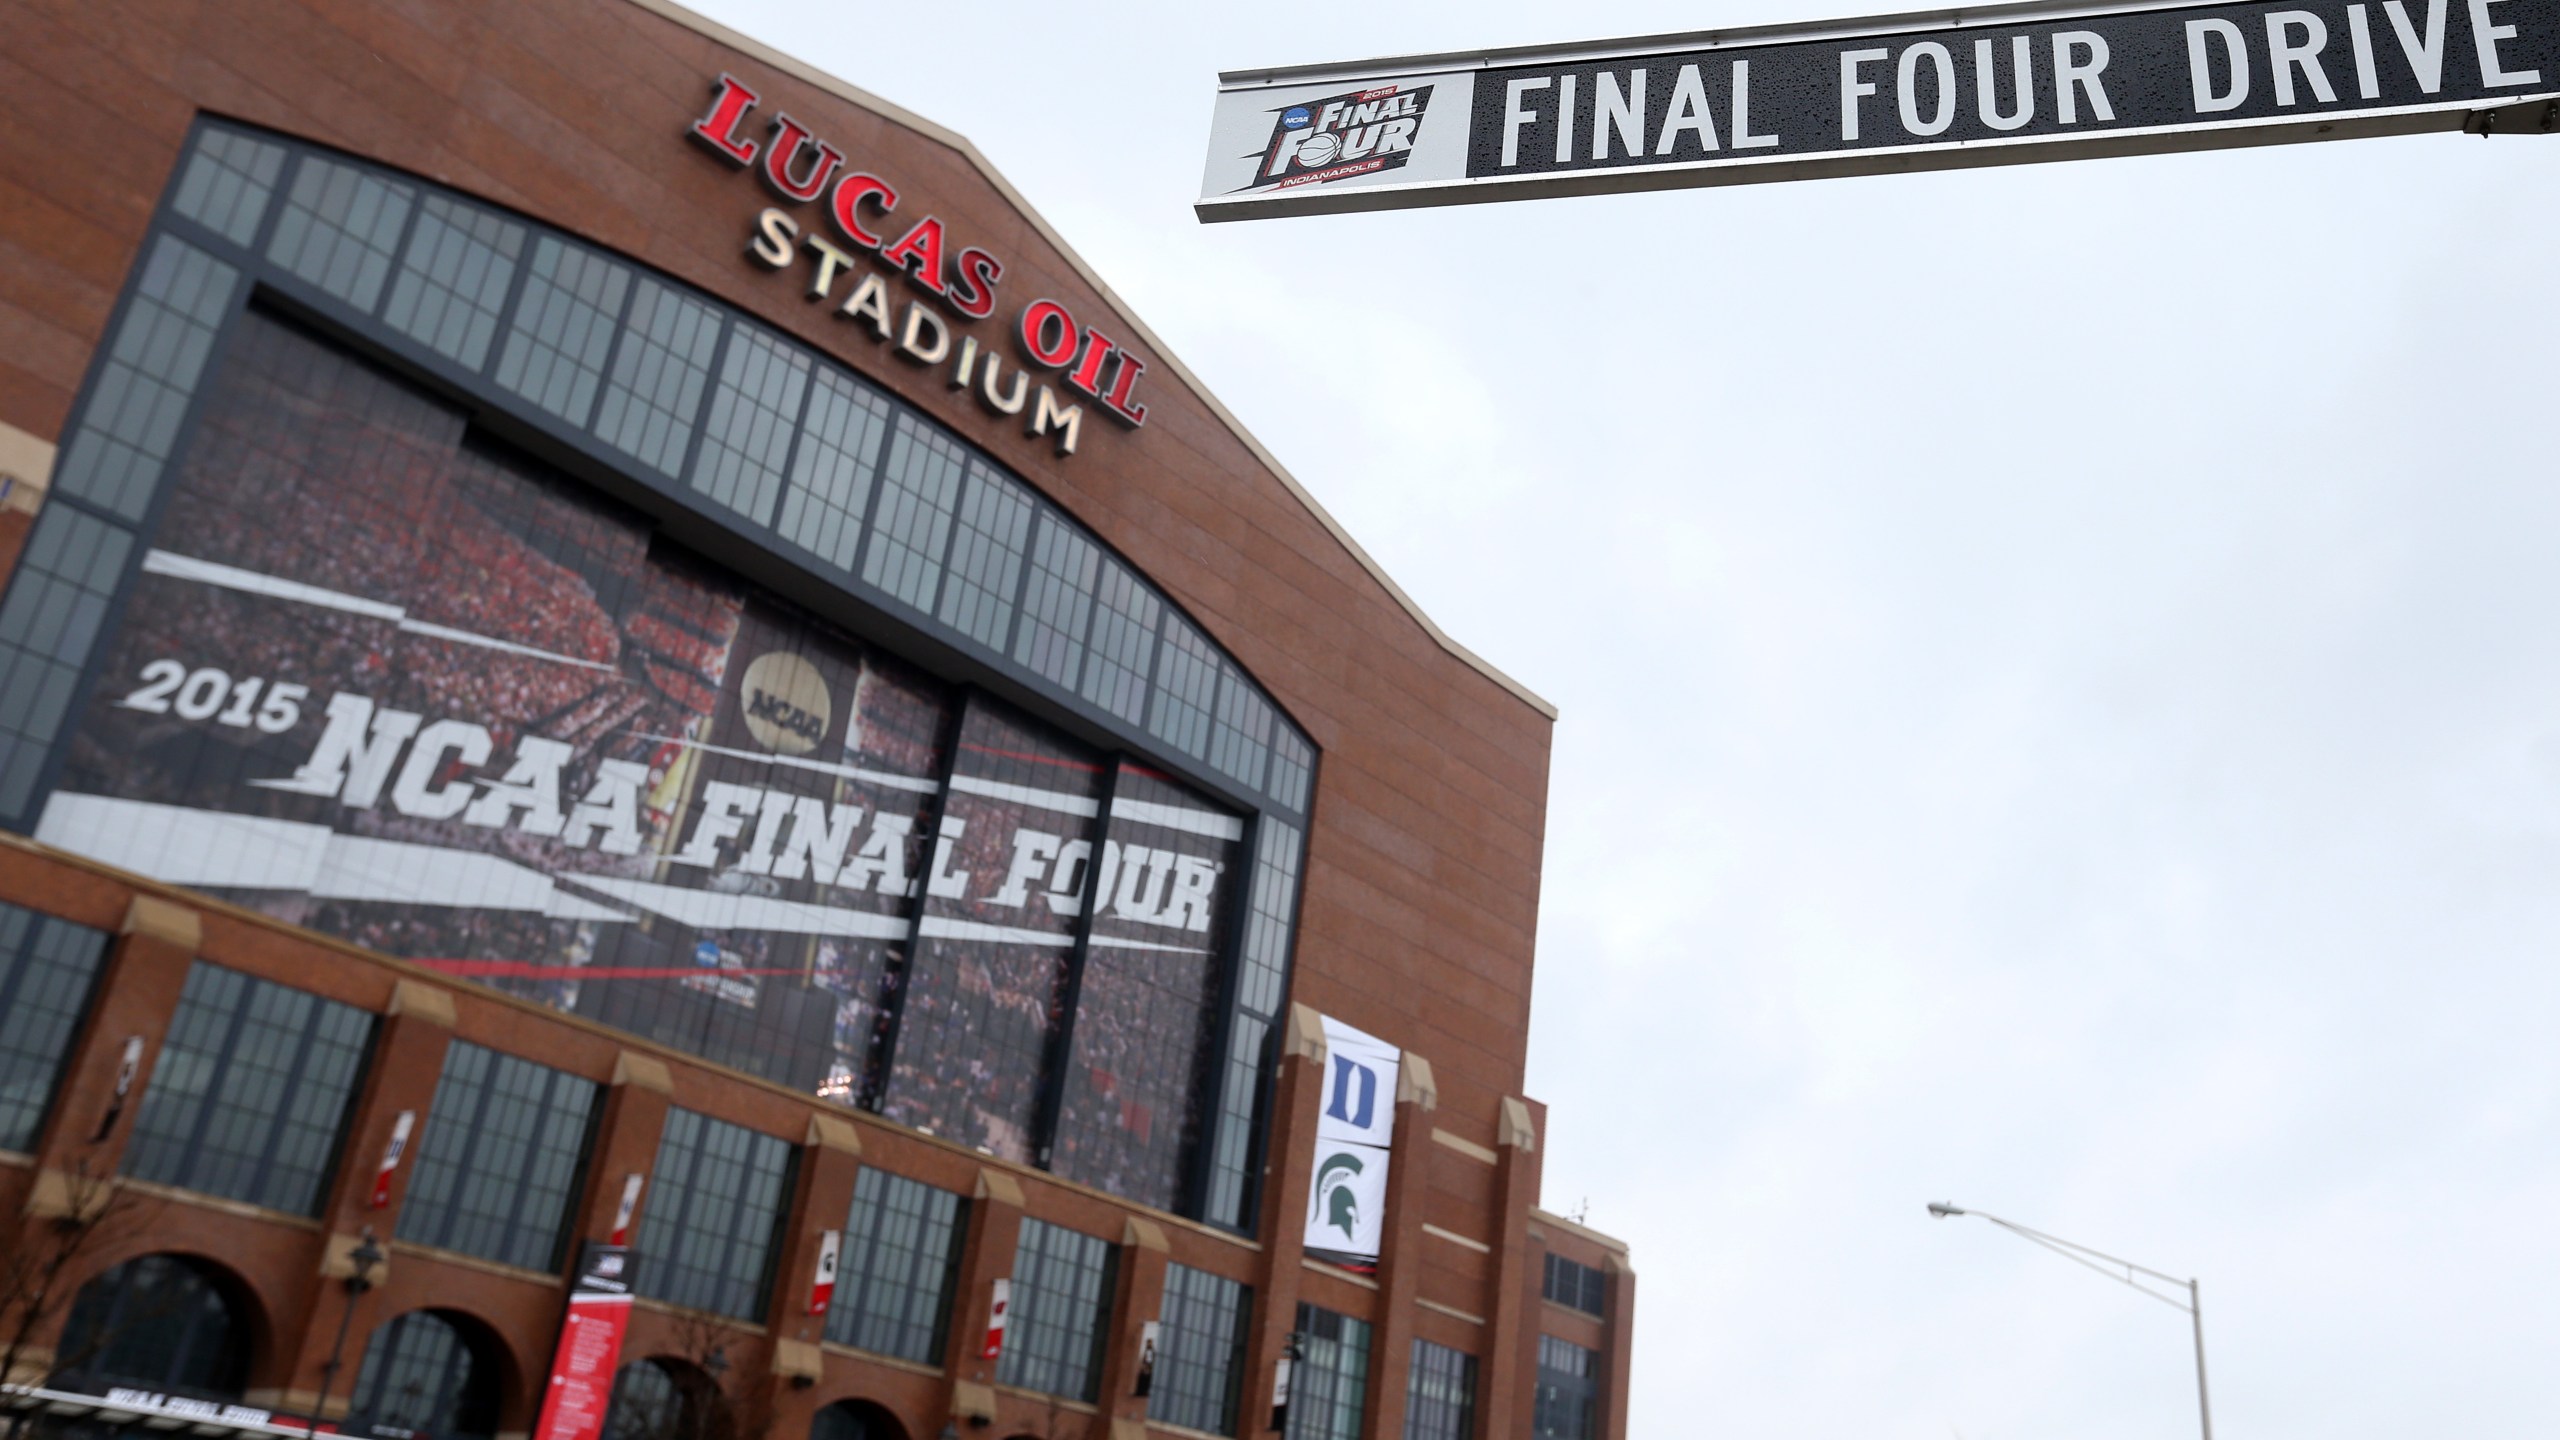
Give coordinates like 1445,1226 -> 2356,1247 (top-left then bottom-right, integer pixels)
763,1114 -> 864,1439
1359,1052 -> 1438,1440
257,980 -> 457,1417
7,895 -> 199,1385
941,1166 -> 1024,1431
1240,1003 -> 1323,1437
574,1051 -> 675,1249
1088,1217 -> 1168,1440
1600,1254 -> 1637,1440
1475,1097 -> 1543,1440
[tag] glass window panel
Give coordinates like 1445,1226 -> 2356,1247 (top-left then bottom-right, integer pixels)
995,1219 -> 1114,1402
51,234 -> 238,520
861,416 -> 966,613
170,127 -> 286,247
777,366 -> 891,572
1208,667 -> 1274,792
397,1040 -> 598,1273
1267,725 -> 1315,816
0,505 -> 135,819
496,237 -> 630,426
1053,766 -> 1244,1210
121,962 -> 373,1216
384,194 -> 526,371
596,279 -> 720,477
1080,556 -> 1159,725
1285,1304 -> 1370,1440
689,325 -> 809,527
936,461 -> 1033,652
1154,1263 -> 1249,1435
1403,1339 -> 1477,1440
1149,618 -> 1219,761
1533,1335 -> 1598,1440
634,1106 -> 793,1320
1012,517 -> 1097,691
266,156 -> 414,312
825,1167 -> 966,1364
1542,1255 -> 1607,1317
350,1310 -> 497,1440
1206,819 -> 1301,1228
0,903 -> 111,1152
56,1254 -> 248,1398
879,698 -> 1105,1162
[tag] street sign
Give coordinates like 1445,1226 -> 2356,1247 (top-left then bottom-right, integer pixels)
1197,0 -> 2560,219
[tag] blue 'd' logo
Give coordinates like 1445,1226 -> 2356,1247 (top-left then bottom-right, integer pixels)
1326,1053 -> 1378,1130
1281,106 -> 1312,129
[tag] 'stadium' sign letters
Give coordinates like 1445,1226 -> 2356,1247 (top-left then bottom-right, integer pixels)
1197,0 -> 2560,218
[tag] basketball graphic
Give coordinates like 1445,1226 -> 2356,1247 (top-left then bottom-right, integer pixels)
1297,131 -> 1342,168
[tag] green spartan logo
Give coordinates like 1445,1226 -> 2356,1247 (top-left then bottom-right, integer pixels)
1314,1150 -> 1365,1241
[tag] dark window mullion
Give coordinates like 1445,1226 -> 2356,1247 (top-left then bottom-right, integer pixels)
171,976 -> 256,1194
1030,756 -> 1120,1170
673,316 -> 734,488
580,259 -> 643,435
762,345 -> 821,531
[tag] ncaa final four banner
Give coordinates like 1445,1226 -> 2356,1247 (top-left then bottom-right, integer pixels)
32,309 -> 1246,1201
1198,0 -> 2560,219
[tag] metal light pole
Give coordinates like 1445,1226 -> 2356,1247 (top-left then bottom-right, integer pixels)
1927,1202 -> 2212,1440
309,1228 -> 386,1440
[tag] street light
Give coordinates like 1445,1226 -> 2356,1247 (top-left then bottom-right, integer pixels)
309,1228 -> 386,1440
1927,1202 -> 2212,1440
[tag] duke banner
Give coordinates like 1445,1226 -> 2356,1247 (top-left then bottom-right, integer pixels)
1199,0 -> 2560,218
1303,1015 -> 1401,1262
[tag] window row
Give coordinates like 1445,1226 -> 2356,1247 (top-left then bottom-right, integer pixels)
134,120 -> 1317,823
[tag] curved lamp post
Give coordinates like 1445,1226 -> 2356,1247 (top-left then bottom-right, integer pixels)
1927,1202 -> 2212,1440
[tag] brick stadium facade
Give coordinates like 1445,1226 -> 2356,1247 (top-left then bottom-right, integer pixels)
0,5 -> 1633,1440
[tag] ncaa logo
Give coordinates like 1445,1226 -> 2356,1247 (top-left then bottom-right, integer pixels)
1282,106 -> 1312,129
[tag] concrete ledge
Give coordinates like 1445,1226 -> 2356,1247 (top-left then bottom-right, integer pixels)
771,1337 -> 823,1382
805,1113 -> 861,1155
975,1167 -> 1025,1208
1285,1003 -> 1325,1062
120,895 -> 200,951
1431,1128 -> 1497,1165
387,978 -> 457,1027
612,1050 -> 673,1094
22,1167 -> 115,1222
950,1379 -> 997,1424
1398,1052 -> 1437,1111
1123,1216 -> 1169,1253
1499,1097 -> 1537,1152
318,1230 -> 390,1282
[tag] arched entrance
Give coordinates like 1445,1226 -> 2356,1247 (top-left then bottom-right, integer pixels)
345,1309 -> 503,1440
602,1358 -> 722,1440
809,1398 -> 906,1440
52,1254 -> 251,1399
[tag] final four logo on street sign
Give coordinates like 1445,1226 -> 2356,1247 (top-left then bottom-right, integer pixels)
1199,0 -> 2560,219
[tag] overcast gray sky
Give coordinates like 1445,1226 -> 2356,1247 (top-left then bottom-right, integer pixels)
693,2 -> 2560,1432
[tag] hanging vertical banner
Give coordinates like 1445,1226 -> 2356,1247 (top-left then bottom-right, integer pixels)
982,1277 -> 1012,1360
609,1174 -> 644,1246
369,1110 -> 416,1209
808,1229 -> 842,1315
1303,1015 -> 1401,1262
530,1243 -> 635,1440
90,1036 -> 145,1142
1269,1348 -> 1295,1432
1134,1320 -> 1161,1398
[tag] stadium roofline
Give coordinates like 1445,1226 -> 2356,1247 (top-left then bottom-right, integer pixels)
623,0 -> 1559,723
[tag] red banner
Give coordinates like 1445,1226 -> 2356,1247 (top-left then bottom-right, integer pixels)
532,1244 -> 635,1440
